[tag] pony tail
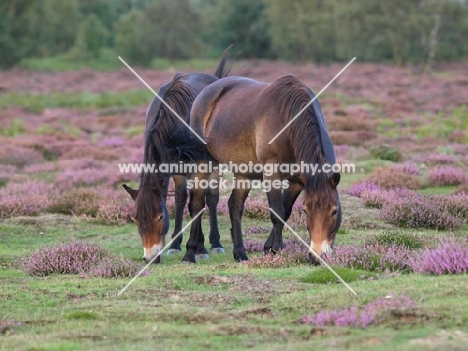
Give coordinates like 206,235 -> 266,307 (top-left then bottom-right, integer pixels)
213,44 -> 234,79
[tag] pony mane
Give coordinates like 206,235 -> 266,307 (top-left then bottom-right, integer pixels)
268,74 -> 336,207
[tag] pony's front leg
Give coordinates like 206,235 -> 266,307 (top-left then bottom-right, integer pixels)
182,176 -> 207,263
264,176 -> 286,253
167,175 -> 187,255
228,177 -> 250,261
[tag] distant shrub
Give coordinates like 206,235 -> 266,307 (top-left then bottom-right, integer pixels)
380,193 -> 466,230
454,183 -> 468,195
408,237 -> 468,275
244,239 -> 264,253
0,165 -> 16,187
0,146 -> 44,167
245,225 -> 270,235
48,189 -> 102,217
61,145 -> 118,161
301,295 -> 416,328
370,145 -> 402,162
361,188 -> 417,209
393,163 -> 421,175
25,241 -> 146,278
425,154 -> 458,166
434,193 -> 468,219
0,181 -> 53,219
96,199 -> 132,225
243,199 -> 269,220
55,168 -> 110,191
369,166 -> 422,190
428,166 -> 466,186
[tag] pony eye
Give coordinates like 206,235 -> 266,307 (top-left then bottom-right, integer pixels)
331,209 -> 338,217
158,214 -> 164,221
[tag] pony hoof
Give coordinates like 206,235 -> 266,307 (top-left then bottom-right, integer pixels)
210,247 -> 225,254
195,253 -> 210,260
181,261 -> 195,265
167,249 -> 182,256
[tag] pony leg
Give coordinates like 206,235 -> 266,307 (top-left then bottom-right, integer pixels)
167,175 -> 187,254
282,181 -> 303,222
182,174 -> 208,263
228,180 -> 250,261
264,179 -> 286,253
206,170 -> 224,253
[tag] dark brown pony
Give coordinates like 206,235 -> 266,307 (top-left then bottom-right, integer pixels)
122,50 -> 232,263
182,75 -> 341,264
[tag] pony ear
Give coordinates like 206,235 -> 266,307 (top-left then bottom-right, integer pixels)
122,184 -> 138,200
329,172 -> 340,189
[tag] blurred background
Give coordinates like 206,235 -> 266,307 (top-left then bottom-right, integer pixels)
1,0 -> 468,70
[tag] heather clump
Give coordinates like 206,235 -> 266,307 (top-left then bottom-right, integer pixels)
408,236 -> 468,275
245,225 -> 270,235
428,166 -> 466,186
368,166 -> 422,190
366,231 -> 425,250
301,295 -> 416,328
0,319 -> 21,336
47,189 -> 102,217
380,193 -> 466,230
360,188 -> 417,209
324,242 -> 412,273
243,198 -> 270,220
343,180 -> 380,198
0,181 -> 53,219
25,241 -> 146,278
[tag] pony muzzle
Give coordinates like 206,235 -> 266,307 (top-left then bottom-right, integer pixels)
308,240 -> 333,265
143,245 -> 164,264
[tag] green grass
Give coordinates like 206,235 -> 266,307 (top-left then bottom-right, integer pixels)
1,213 -> 468,351
0,90 -> 153,113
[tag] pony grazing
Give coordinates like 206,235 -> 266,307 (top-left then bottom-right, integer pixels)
122,49 -> 232,264
183,74 -> 341,264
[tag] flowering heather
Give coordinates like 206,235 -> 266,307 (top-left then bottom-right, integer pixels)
23,162 -> 57,174
0,145 -> 44,167
379,193 -> 465,230
87,254 -> 148,278
48,189 -> 102,217
393,162 -> 421,175
454,183 -> 468,195
26,241 -> 107,276
301,295 -> 416,328
55,168 -> 110,190
425,153 -> 458,166
343,180 -> 380,198
245,225 -> 270,235
0,164 -> 16,186
60,145 -> 118,161
96,200 -> 132,225
433,193 -> 468,219
0,319 -> 21,336
216,198 -> 229,216
0,181 -> 54,219
408,236 -> 468,275
243,198 -> 270,220
361,188 -> 417,209
97,137 -> 126,148
244,239 -> 265,253
368,166 -> 422,190
324,242 -> 412,272
428,166 -> 466,186
26,241 -> 146,278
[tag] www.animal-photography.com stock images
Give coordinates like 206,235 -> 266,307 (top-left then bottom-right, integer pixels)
1,1 -> 468,350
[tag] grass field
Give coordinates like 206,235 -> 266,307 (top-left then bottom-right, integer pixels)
1,61 -> 468,350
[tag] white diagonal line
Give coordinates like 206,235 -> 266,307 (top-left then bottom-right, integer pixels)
117,208 -> 205,296
118,56 -> 207,145
269,207 -> 357,296
268,57 -> 356,144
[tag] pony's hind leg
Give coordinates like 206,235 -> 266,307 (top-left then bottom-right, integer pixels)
167,175 -> 188,255
206,170 -> 224,253
264,178 -> 286,254
228,178 -> 250,261
182,173 -> 208,263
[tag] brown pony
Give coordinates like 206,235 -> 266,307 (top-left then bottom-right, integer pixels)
122,49 -> 232,263
182,75 -> 341,264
